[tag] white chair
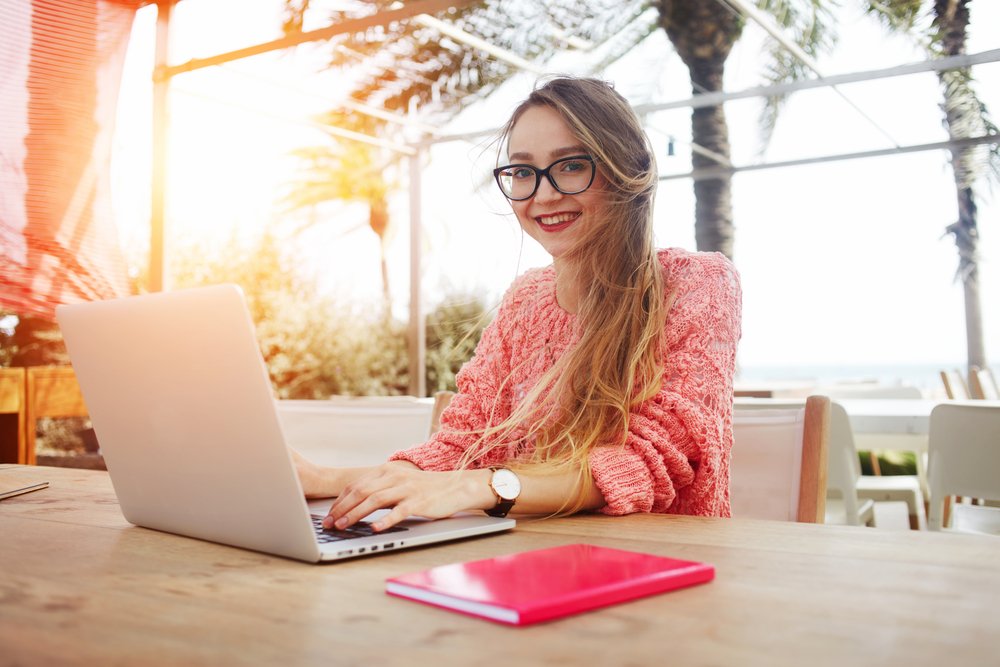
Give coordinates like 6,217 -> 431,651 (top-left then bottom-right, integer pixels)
854,473 -> 926,530
820,384 -> 927,530
735,398 -> 874,526
731,396 -> 829,523
927,403 -> 1000,535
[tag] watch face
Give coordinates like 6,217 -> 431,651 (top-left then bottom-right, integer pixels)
492,468 -> 521,501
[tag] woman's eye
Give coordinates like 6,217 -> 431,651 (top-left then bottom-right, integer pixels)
560,160 -> 586,173
511,167 -> 535,180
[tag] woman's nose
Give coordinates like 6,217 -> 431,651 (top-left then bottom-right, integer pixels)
533,175 -> 562,203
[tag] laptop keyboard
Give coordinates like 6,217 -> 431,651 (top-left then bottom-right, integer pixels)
311,515 -> 408,543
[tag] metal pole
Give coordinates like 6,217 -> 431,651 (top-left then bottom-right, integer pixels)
149,0 -> 173,292
408,149 -> 426,397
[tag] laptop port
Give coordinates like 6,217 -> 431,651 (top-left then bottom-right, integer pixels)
384,542 -> 394,549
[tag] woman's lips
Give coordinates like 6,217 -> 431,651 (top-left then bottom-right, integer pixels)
535,211 -> 581,233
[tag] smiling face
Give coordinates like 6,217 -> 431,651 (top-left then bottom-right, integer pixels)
505,105 -> 609,262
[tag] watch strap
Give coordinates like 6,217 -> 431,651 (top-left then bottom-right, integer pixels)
485,466 -> 517,518
485,498 -> 515,518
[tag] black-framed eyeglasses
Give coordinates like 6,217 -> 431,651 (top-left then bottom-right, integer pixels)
493,155 -> 596,201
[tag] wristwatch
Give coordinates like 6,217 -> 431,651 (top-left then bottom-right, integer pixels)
485,467 -> 521,518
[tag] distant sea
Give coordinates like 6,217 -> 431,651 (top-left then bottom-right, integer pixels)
736,362 -> 998,397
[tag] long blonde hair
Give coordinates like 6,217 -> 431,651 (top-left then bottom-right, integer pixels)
462,77 -> 668,511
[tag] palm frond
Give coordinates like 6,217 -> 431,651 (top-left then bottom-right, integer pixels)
862,0 -> 925,32
754,0 -> 839,151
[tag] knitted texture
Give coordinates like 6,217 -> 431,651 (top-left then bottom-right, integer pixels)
390,248 -> 742,517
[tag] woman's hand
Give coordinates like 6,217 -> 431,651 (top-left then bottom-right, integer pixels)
290,448 -> 346,498
322,461 -> 492,532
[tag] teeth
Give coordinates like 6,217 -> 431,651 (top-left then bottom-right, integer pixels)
537,212 -> 579,226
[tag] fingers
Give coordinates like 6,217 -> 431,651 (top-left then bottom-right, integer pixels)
323,468 -> 402,530
326,485 -> 399,530
320,465 -> 463,533
370,506 -> 410,532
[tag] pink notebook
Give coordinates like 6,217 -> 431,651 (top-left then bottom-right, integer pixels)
385,543 -> 714,626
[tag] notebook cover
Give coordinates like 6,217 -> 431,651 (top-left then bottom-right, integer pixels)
385,543 -> 714,626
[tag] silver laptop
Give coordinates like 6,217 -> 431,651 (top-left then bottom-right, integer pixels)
56,284 -> 514,562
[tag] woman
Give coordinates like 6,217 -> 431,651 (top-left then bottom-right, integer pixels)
295,76 -> 741,532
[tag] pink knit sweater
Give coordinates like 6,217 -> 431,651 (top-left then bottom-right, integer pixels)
390,248 -> 742,517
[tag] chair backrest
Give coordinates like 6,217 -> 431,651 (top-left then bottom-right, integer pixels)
25,366 -> 89,465
731,395 -> 830,523
969,367 -> 999,401
276,396 -> 433,467
430,390 -> 455,436
734,396 -> 862,524
940,369 -> 970,400
927,403 -> 1000,533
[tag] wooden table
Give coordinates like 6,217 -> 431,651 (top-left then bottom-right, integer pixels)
2,465 -> 998,666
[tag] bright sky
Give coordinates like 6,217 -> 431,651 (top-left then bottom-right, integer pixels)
111,1 -> 1000,386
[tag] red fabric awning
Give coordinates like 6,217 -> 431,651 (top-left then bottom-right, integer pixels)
1,0 -> 144,320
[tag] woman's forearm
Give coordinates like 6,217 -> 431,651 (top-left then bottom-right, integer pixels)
488,466 -> 606,516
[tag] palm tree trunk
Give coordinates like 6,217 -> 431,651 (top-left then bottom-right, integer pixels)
947,187 -> 986,379
934,0 -> 987,376
658,0 -> 743,260
690,61 -> 735,258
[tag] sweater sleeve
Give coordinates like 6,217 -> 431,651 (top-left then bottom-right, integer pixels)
589,251 -> 742,517
387,273 -> 533,470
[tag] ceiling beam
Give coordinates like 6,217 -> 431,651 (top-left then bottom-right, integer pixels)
157,0 -> 479,80
658,134 -> 1000,182
634,48 -> 1000,115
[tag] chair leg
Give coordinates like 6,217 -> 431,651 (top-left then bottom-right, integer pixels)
868,451 -> 882,476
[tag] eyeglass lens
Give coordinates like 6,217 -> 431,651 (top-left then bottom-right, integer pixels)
496,156 -> 594,200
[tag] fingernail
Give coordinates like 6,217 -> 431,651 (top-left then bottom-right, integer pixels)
322,516 -> 334,529
334,517 -> 347,529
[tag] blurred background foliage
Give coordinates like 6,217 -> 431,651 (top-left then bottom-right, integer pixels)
1,230 -> 491,400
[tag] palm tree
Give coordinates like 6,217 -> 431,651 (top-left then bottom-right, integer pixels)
865,0 -> 999,377
657,2 -> 744,258
284,110 -> 397,314
279,0 -> 835,262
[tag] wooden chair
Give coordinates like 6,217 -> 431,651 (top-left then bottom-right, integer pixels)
25,366 -> 89,465
940,369 -> 970,400
734,397 -> 873,526
731,395 -> 830,523
0,367 -> 27,464
969,367 -> 999,400
429,390 -> 455,436
927,403 -> 1000,535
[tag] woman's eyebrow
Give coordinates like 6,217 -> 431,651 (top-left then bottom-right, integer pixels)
507,146 -> 589,162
